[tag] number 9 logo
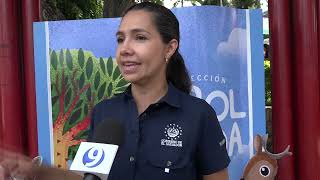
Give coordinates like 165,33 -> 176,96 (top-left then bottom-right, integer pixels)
82,147 -> 105,168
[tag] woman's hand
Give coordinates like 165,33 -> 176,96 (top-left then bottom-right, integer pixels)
0,163 -> 7,179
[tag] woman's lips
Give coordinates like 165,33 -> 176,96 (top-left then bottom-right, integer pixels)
122,62 -> 141,74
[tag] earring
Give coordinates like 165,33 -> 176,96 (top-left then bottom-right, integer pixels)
165,57 -> 169,63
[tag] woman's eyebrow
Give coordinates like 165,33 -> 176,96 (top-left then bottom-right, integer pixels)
116,28 -> 151,36
131,28 -> 151,35
116,31 -> 123,36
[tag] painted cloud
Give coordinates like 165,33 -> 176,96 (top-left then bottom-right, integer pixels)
217,28 -> 247,60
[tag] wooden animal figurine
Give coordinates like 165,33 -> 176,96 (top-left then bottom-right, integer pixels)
241,135 -> 292,180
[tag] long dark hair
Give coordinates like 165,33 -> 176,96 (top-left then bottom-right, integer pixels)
122,2 -> 192,94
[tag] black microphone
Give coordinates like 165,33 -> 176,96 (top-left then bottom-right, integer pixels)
83,173 -> 101,180
91,118 -> 125,145
83,118 -> 125,180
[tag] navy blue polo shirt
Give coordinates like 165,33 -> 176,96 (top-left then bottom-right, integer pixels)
88,83 -> 230,180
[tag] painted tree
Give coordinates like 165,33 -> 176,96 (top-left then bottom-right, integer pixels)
50,49 -> 129,168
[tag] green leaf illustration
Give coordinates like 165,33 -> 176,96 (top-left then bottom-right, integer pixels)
99,58 -> 106,75
107,57 -> 113,76
66,49 -> 73,70
51,84 -> 54,93
74,130 -> 89,140
107,82 -> 113,97
51,50 -> 58,70
86,57 -> 93,79
83,104 -> 88,116
68,145 -> 80,160
69,107 -> 82,125
115,86 -> 128,92
64,88 -> 72,109
59,49 -> 64,66
98,82 -> 106,100
75,99 -> 83,109
112,66 -> 121,80
94,71 -> 100,90
78,48 -> 85,69
86,87 -> 92,101
64,74 -> 69,85
52,96 -> 59,106
79,72 -> 85,89
117,78 -> 128,88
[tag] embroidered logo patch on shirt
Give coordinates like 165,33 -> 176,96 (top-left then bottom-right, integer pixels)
161,124 -> 183,147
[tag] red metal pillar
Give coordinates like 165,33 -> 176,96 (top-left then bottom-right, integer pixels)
268,0 -> 295,179
0,0 -> 26,153
292,0 -> 320,179
318,1 -> 320,85
21,0 -> 41,157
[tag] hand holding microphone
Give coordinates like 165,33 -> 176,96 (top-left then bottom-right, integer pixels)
0,118 -> 124,180
0,148 -> 34,179
0,148 -> 82,180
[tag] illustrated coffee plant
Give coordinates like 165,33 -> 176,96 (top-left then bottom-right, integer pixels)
50,48 -> 129,168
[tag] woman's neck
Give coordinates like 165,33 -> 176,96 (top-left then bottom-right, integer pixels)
131,80 -> 168,114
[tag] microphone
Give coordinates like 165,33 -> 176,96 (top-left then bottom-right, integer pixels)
83,173 -> 100,180
91,118 -> 125,145
70,119 -> 124,180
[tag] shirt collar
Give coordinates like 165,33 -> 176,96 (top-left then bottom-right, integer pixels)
160,83 -> 181,108
123,84 -> 133,99
124,83 -> 181,108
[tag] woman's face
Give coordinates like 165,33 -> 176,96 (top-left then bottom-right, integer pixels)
116,10 -> 170,85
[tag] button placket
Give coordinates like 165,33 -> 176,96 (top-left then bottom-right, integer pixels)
165,161 -> 172,173
166,161 -> 172,167
129,156 -> 135,162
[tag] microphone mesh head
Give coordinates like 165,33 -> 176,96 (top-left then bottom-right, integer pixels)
92,118 -> 125,145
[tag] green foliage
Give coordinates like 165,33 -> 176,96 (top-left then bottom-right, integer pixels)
230,0 -> 261,9
50,49 -> 129,134
184,0 -> 260,8
42,0 -> 262,20
63,0 -> 103,19
152,0 -> 164,5
43,0 -> 104,20
184,0 -> 229,6
264,60 -> 271,106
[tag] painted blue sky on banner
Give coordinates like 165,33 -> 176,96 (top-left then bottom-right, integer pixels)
47,6 -> 264,180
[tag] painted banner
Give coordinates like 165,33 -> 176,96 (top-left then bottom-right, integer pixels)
34,6 -> 265,179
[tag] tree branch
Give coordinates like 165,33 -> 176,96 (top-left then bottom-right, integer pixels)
62,84 -> 91,125
65,115 -> 91,140
71,69 -> 79,93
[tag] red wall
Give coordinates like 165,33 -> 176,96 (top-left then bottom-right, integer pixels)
0,0 -> 40,156
0,0 -> 27,153
269,0 -> 320,179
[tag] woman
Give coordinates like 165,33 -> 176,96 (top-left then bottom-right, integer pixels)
89,2 -> 230,180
